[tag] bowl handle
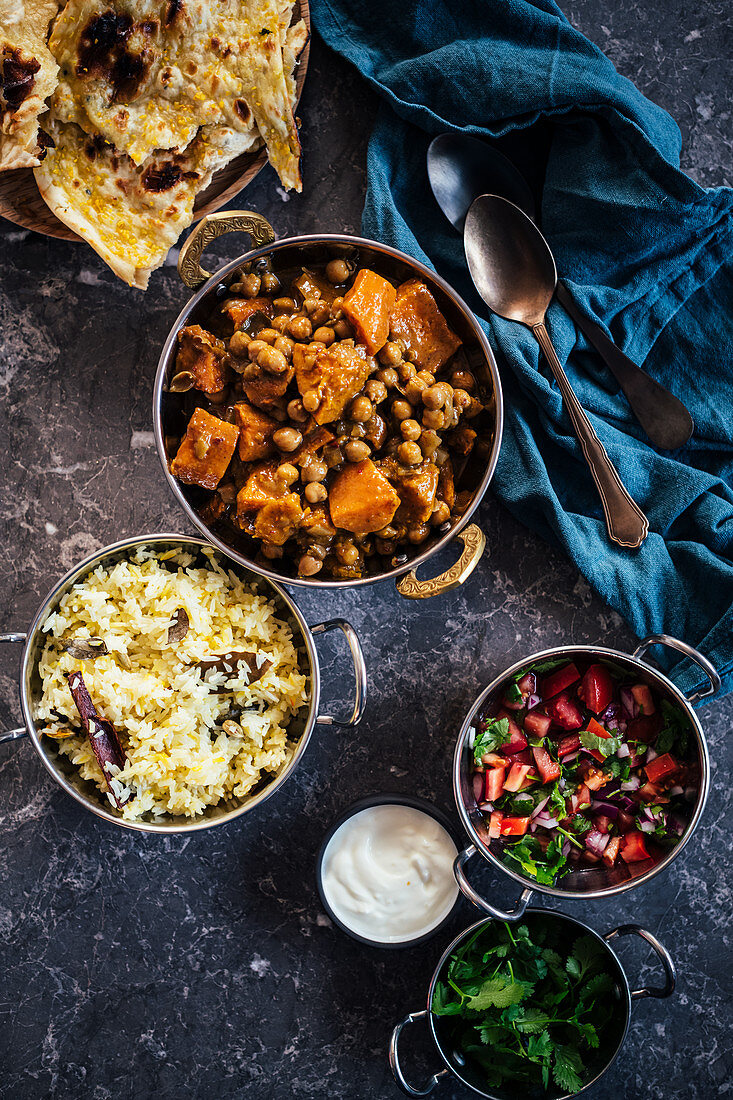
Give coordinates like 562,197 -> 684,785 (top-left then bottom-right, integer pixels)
178,211 -> 277,290
632,633 -> 720,703
389,1010 -> 449,1096
604,924 -> 676,999
0,633 -> 28,745
395,524 -> 486,600
311,619 -> 367,730
454,845 -> 534,920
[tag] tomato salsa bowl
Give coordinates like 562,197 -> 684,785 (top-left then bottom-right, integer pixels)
452,635 -> 719,918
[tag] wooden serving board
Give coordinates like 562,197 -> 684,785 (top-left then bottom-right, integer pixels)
0,0 -> 310,242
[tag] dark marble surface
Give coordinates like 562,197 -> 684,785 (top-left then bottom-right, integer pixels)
1,4 -> 731,1098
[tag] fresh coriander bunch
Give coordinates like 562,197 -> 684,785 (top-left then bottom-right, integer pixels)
432,917 -> 623,1097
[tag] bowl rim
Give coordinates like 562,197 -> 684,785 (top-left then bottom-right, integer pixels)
315,792 -> 464,949
17,532 -> 323,834
424,907 -> 633,1100
452,643 -> 710,901
152,231 -> 504,589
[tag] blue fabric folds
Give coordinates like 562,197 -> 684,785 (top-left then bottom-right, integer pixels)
312,0 -> 733,701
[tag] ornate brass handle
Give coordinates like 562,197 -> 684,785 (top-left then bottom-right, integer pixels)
395,523 -> 486,599
178,211 -> 277,289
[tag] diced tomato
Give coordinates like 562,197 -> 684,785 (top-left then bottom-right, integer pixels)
588,749 -> 605,764
645,753 -> 682,785
517,772 -> 540,791
631,684 -> 656,715
546,691 -> 584,730
499,816 -> 531,837
585,716 -> 610,739
627,714 -> 662,743
523,710 -> 552,738
517,672 -> 536,694
488,811 -> 503,839
593,814 -> 614,834
502,763 -> 532,792
603,836 -> 621,865
558,734 -> 581,757
485,767 -> 506,802
542,662 -> 581,700
531,746 -> 561,784
577,664 -> 614,714
637,781 -> 670,804
498,715 -> 528,756
584,851 -> 601,864
569,783 -> 591,814
616,811 -> 636,834
481,752 -> 505,768
504,749 -> 533,767
620,831 -> 651,863
501,692 -> 525,711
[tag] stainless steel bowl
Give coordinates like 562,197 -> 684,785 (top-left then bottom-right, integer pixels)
153,211 -> 504,600
451,636 -> 720,918
0,533 -> 366,834
389,909 -> 676,1098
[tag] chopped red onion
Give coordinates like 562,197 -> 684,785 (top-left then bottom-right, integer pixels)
526,693 -> 541,710
562,751 -> 579,763
670,785 -> 684,797
561,839 -> 571,857
646,745 -> 658,762
590,801 -> 619,818
472,774 -> 484,802
479,802 -> 494,813
639,820 -> 655,833
684,786 -> 697,802
585,829 -> 609,855
530,795 -> 550,820
620,688 -> 637,719
534,812 -> 559,829
621,776 -> 640,791
467,728 -> 476,749
617,743 -> 630,758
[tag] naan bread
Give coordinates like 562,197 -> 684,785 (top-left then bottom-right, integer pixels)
48,0 -> 304,187
34,114 -> 258,287
0,0 -> 59,169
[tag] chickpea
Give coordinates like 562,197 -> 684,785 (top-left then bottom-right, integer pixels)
218,481 -> 237,504
400,418 -> 421,441
398,441 -> 422,465
273,427 -> 303,453
336,540 -> 359,566
298,554 -> 323,577
392,399 -> 412,421
257,327 -> 279,345
408,523 -> 430,544
310,301 -> 331,326
344,439 -> 371,462
451,368 -> 475,391
464,397 -> 483,419
364,379 -> 388,404
312,326 -> 335,346
273,296 -> 296,313
269,401 -> 288,422
257,346 -> 289,375
444,403 -> 460,430
245,339 -> 266,362
405,377 -> 427,405
364,413 -> 387,449
261,271 -> 280,294
287,398 -> 309,423
373,342 -> 400,369
303,296 -> 320,315
416,370 -> 436,388
307,543 -> 327,561
375,537 -> 394,556
302,390 -> 321,413
305,482 -> 328,504
431,501 -> 451,526
452,387 -> 471,412
376,367 -> 399,388
302,460 -> 327,484
329,295 -> 345,320
333,319 -> 353,340
228,330 -> 250,357
323,445 -> 343,469
419,430 -> 440,457
422,383 -> 451,410
422,407 -> 445,430
236,273 -> 261,298
241,363 -> 259,382
326,258 -> 350,284
349,395 -> 374,422
397,361 -> 417,383
277,463 -> 299,485
271,314 -> 291,334
377,524 -> 399,540
287,315 -> 313,341
261,543 -> 283,560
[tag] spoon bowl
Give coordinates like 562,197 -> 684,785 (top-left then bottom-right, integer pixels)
427,133 -> 536,230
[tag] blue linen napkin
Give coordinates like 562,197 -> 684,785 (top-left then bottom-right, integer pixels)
311,0 -> 733,702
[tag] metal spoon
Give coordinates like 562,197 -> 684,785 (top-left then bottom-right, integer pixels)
428,133 -> 694,450
465,194 -> 649,550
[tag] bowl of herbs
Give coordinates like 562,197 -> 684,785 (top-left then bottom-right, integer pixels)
389,909 -> 675,1098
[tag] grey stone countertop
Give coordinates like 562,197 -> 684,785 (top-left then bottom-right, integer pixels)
1,5 -> 731,1098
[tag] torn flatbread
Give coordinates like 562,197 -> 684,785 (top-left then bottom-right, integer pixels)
0,0 -> 60,169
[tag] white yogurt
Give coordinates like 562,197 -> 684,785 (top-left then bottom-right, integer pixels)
320,803 -> 459,944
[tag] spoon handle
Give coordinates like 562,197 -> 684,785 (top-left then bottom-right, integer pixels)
532,322 -> 649,550
555,282 -> 694,451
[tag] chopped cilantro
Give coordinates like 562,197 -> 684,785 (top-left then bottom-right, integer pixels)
473,717 -> 509,766
655,700 -> 690,755
579,728 -> 622,758
502,835 -> 568,886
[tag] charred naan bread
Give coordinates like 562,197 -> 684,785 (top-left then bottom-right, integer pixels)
34,115 -> 258,287
48,0 -> 305,187
0,0 -> 59,169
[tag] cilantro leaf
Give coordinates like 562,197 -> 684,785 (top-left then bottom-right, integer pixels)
656,700 -> 689,756
473,717 -> 509,765
553,1045 -> 584,1093
603,754 -> 630,779
501,835 -> 568,886
467,976 -> 529,1010
431,982 -> 463,1016
527,1030 -> 553,1060
530,657 -> 569,675
579,728 -> 622,758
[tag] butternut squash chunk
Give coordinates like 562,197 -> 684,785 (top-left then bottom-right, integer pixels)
176,325 -> 227,394
329,460 -> 400,536
233,402 -> 279,462
381,458 -> 439,524
437,458 -> 455,509
254,497 -> 304,546
291,425 -> 335,463
296,342 -> 371,425
170,409 -> 239,490
221,296 -> 273,329
342,268 -> 396,355
236,462 -> 288,512
243,363 -> 294,412
389,279 -> 462,372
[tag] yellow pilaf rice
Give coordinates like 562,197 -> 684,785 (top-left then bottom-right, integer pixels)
34,548 -> 308,821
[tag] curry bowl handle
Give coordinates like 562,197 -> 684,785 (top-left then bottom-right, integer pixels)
389,1010 -> 449,1096
0,633 -> 29,745
632,634 -> 720,703
604,924 -> 676,999
396,523 -> 486,600
311,619 -> 367,730
178,211 -> 277,290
